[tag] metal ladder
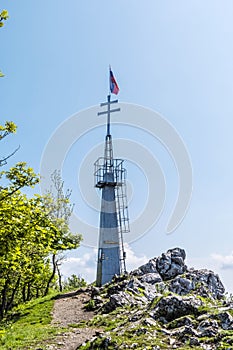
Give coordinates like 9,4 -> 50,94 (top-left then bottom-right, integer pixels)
115,179 -> 130,274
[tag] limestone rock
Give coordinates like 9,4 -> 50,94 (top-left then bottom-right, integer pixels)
197,319 -> 219,337
167,315 -> 194,329
171,325 -> 199,340
143,317 -> 157,327
138,272 -> 162,285
217,311 -> 233,330
184,269 -> 225,299
156,247 -> 187,280
152,295 -> 202,322
169,276 -> 195,295
103,291 -> 135,312
133,257 -> 158,275
126,277 -> 146,294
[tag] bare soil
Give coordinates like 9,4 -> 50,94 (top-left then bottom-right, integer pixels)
44,289 -> 101,350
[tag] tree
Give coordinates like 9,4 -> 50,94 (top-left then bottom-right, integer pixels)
62,274 -> 87,292
43,170 -> 82,293
0,9 -> 9,77
0,165 -> 81,317
0,191 -> 59,318
0,184 -> 81,318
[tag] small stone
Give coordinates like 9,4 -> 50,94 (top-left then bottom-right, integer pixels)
95,330 -> 104,336
189,337 -> 200,346
91,286 -> 100,297
143,317 -> 157,326
169,338 -> 176,345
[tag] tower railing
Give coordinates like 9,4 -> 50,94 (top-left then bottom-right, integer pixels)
94,157 -> 125,188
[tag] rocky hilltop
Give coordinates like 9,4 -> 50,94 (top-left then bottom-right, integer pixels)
77,247 -> 233,350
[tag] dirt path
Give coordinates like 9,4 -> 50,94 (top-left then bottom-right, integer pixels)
46,289 -> 101,350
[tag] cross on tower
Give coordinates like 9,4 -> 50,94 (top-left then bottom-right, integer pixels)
97,95 -> 121,137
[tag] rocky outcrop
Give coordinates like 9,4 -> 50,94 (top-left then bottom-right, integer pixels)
78,247 -> 233,350
156,247 -> 187,280
151,295 -> 202,322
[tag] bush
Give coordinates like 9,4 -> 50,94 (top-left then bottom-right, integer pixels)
62,274 -> 87,291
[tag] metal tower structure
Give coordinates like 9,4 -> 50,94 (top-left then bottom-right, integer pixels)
94,95 -> 130,287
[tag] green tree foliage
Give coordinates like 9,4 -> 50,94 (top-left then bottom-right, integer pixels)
0,122 -> 17,140
0,10 -> 8,27
0,9 -> 9,77
0,192 -> 55,318
62,274 -> 87,292
0,162 -> 39,200
43,170 -> 82,293
0,168 -> 81,318
0,121 -> 18,167
0,186 -> 81,319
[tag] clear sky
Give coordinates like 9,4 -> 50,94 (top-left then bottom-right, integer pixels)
1,1 -> 233,292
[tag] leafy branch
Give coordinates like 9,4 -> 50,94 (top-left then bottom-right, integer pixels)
0,9 -> 9,77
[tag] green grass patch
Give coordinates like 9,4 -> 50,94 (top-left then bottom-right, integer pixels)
84,298 -> 96,311
0,292 -> 62,349
68,320 -> 87,328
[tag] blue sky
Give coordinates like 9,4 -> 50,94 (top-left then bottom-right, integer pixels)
1,1 -> 233,291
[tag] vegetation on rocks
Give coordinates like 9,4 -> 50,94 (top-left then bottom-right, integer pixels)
77,248 -> 233,350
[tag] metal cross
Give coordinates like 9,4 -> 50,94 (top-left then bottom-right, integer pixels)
98,95 -> 120,136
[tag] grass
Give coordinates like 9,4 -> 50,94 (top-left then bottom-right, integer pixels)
0,292 -> 62,350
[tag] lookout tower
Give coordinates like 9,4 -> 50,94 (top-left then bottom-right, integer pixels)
94,92 -> 130,287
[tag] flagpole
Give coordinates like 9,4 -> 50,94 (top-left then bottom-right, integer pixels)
109,64 -> 111,96
108,65 -> 111,135
107,94 -> 111,136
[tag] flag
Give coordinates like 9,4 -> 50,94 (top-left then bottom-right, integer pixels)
109,68 -> 119,95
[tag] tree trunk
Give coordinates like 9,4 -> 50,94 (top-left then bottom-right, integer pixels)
56,262 -> 63,292
6,276 -> 21,312
22,284 -> 26,302
0,279 -> 9,319
44,254 -> 56,296
26,282 -> 31,301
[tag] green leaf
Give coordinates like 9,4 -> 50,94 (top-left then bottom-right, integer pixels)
1,10 -> 9,20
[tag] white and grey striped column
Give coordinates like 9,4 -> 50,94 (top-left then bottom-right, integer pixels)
96,171 -> 120,286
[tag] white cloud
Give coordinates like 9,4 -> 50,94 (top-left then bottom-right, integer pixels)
211,252 -> 233,270
60,244 -> 149,283
60,251 -> 97,283
123,243 -> 149,272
